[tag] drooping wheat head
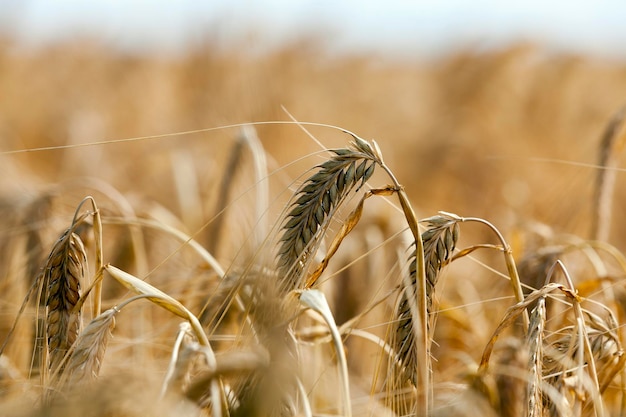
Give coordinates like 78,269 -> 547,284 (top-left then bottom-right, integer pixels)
277,138 -> 380,293
395,213 -> 460,385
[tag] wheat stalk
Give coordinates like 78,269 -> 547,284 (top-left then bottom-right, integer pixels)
591,107 -> 626,242
557,261 -> 605,417
276,136 -> 433,413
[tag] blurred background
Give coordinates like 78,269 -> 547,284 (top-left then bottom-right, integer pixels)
2,0 -> 626,248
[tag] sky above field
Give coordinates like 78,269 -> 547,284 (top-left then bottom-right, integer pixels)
3,0 -> 626,58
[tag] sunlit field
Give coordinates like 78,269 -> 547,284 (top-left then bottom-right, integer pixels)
2,36 -> 626,416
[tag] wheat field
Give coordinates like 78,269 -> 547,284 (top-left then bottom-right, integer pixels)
2,36 -> 626,416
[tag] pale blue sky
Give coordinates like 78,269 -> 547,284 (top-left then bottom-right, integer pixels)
3,1 -> 626,58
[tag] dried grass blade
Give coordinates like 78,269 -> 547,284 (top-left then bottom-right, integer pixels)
207,135 -> 244,255
105,264 -> 188,318
104,264 -> 209,346
89,198 -> 104,317
240,125 -> 269,246
161,322 -> 196,398
104,264 -> 223,417
299,289 -> 352,417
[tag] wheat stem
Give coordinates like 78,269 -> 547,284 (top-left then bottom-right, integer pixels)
74,196 -> 104,318
373,141 -> 429,416
555,260 -> 605,417
463,216 -> 529,330
591,107 -> 625,242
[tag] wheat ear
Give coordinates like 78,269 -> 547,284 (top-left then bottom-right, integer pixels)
44,223 -> 88,379
584,309 -> 624,393
278,135 -> 432,413
526,296 -> 546,417
395,213 -> 460,385
277,138 -> 379,292
56,306 -> 117,390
